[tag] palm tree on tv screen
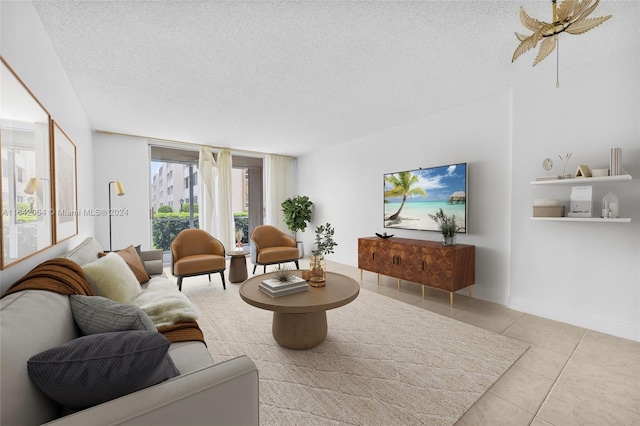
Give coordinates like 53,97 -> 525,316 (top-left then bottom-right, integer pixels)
384,171 -> 427,221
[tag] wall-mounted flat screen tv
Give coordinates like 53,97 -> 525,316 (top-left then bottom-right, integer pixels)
384,162 -> 467,233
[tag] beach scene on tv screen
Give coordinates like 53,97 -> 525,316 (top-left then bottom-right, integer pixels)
384,163 -> 467,232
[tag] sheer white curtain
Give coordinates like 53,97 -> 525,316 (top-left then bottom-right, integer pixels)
264,154 -> 291,233
199,147 -> 216,234
198,147 -> 235,251
214,149 -> 235,251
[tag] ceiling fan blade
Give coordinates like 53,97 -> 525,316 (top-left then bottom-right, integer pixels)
520,6 -> 543,32
533,36 -> 557,66
565,15 -> 612,35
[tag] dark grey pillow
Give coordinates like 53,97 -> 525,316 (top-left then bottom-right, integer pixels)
70,295 -> 156,335
27,331 -> 180,410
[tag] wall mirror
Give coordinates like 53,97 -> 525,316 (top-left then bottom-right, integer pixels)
1,57 -> 53,269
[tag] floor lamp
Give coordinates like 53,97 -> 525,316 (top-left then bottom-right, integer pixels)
108,180 -> 125,251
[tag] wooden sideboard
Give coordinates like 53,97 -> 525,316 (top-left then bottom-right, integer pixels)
358,237 -> 475,306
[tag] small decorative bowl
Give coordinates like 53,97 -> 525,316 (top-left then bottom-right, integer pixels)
375,233 -> 393,239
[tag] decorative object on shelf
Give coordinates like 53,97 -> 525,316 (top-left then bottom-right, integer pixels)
301,269 -> 311,281
281,195 -> 313,258
310,223 -> 338,287
532,199 -> 565,217
558,152 -> 573,178
511,0 -> 612,87
108,180 -> 125,251
568,185 -> 592,218
574,164 -> 592,178
592,168 -> 608,177
428,208 -> 460,246
610,147 -> 624,176
537,158 -> 559,181
601,192 -> 619,218
375,232 -> 394,239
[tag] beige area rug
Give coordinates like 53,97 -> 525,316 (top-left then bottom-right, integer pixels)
186,284 -> 529,425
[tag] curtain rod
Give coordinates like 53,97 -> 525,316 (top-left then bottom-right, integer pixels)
95,129 -> 295,159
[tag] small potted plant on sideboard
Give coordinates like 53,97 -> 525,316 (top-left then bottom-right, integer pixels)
428,208 -> 460,246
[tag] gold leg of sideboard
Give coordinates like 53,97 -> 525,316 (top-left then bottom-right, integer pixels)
421,285 -> 425,299
377,273 -> 380,286
450,292 -> 454,307
397,279 -> 401,291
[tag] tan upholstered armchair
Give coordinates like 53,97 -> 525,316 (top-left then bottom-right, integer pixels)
250,225 -> 300,274
171,229 -> 226,291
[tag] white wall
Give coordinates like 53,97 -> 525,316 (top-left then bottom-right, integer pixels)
0,2 -> 94,291
297,49 -> 639,342
297,91 -> 514,304
510,50 -> 640,341
93,133 -> 152,251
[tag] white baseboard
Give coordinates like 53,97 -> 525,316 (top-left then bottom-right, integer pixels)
508,296 -> 640,342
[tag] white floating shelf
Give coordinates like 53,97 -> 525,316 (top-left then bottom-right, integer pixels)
530,217 -> 631,222
530,175 -> 632,185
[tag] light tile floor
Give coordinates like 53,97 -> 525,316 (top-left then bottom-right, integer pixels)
167,257 -> 640,426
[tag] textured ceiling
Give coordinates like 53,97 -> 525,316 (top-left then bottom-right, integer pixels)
31,1 -> 639,157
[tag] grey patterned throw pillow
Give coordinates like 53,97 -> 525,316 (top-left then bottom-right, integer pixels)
27,331 -> 179,410
70,295 -> 156,335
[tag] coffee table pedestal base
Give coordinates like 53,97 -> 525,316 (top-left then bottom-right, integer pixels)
272,311 -> 327,350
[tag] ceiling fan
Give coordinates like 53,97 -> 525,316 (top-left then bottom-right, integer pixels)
512,0 -> 612,84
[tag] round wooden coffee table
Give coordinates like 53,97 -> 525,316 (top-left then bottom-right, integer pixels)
239,271 -> 359,349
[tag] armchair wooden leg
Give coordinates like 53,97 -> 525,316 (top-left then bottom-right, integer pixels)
208,273 -> 211,281
252,264 -> 257,274
219,271 -> 226,290
263,265 -> 266,274
294,260 -> 299,270
177,277 -> 183,292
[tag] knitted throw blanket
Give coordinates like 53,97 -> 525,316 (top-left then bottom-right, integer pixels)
2,258 -> 94,297
2,258 -> 204,344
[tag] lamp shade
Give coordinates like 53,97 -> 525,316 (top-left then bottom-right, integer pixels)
23,177 -> 40,195
113,181 -> 125,196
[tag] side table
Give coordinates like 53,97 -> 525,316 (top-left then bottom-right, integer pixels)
228,250 -> 250,283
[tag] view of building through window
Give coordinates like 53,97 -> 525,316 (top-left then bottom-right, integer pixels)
150,160 -> 250,254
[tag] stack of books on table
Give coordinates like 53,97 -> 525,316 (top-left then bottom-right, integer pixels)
259,276 -> 308,298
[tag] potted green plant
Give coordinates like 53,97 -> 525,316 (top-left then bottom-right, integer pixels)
281,195 -> 313,257
428,208 -> 460,246
309,223 -> 337,286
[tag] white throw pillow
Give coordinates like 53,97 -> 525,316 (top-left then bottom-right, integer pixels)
82,253 -> 142,303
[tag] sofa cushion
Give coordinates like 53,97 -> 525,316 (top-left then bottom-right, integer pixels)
0,291 -> 79,426
70,295 -> 156,335
61,237 -> 104,266
82,253 -> 141,303
99,245 -> 150,284
27,331 -> 180,410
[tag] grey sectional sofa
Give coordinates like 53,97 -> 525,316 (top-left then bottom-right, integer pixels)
0,237 -> 259,425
